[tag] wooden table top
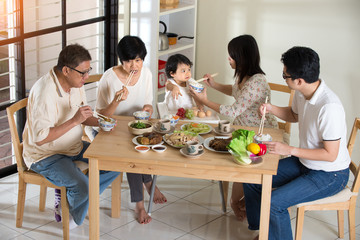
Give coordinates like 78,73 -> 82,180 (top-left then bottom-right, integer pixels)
84,116 -> 283,179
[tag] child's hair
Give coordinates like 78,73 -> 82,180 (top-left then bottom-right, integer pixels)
165,54 -> 193,78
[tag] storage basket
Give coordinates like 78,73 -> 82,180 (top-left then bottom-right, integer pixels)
160,0 -> 179,9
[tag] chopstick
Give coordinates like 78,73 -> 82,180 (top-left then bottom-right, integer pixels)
196,73 -> 218,83
116,70 -> 134,101
258,96 -> 269,136
94,111 -> 111,121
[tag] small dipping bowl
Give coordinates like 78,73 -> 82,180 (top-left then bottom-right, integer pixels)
133,111 -> 150,120
253,134 -> 272,144
152,145 -> 167,153
188,79 -> 204,93
135,145 -> 150,153
98,117 -> 116,131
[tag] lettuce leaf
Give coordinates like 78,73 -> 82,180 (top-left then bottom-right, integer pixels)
227,129 -> 255,165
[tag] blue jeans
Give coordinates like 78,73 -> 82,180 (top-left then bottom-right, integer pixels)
243,156 -> 349,240
30,141 -> 120,225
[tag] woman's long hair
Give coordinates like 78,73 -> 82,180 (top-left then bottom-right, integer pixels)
228,35 -> 265,85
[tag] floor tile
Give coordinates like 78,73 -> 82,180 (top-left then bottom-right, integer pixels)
151,199 -> 220,232
108,219 -> 186,240
0,222 -> 22,240
191,213 -> 257,240
175,233 -> 205,240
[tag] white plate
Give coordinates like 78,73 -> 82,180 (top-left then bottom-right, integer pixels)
203,136 -> 231,153
180,148 -> 204,158
132,135 -> 164,147
180,123 -> 212,135
163,134 -> 204,149
212,126 -> 235,136
153,125 -> 175,134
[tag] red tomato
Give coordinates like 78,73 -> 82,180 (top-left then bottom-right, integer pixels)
257,144 -> 267,156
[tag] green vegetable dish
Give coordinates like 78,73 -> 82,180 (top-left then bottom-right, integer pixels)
182,122 -> 211,134
227,129 -> 256,165
130,121 -> 150,129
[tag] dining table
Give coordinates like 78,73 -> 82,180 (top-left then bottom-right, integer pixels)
84,116 -> 284,240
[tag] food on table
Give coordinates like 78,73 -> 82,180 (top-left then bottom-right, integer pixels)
133,111 -> 150,120
193,109 -> 199,116
130,121 -> 151,129
209,137 -> 232,151
247,143 -> 260,155
137,132 -> 163,145
198,111 -> 206,118
135,145 -> 150,153
182,122 -> 211,134
164,130 -> 198,147
176,107 -> 186,119
228,129 -> 256,165
185,109 -> 194,119
257,144 -> 267,156
254,133 -> 272,143
205,110 -> 212,117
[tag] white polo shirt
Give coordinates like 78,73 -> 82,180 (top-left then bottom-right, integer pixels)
292,80 -> 350,171
22,67 -> 87,168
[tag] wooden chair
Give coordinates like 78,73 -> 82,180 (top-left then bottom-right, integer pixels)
294,117 -> 360,240
7,98 -> 92,239
268,82 -> 295,135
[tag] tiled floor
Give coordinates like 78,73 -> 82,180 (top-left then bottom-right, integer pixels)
0,173 -> 359,240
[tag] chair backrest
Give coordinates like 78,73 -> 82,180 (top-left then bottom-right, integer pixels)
6,98 -> 28,173
347,117 -> 360,193
268,83 -> 295,134
85,74 -> 102,84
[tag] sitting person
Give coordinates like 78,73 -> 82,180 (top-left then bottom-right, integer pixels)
243,46 -> 350,240
22,44 -> 124,228
190,35 -> 278,221
163,54 -> 203,111
94,35 -> 166,224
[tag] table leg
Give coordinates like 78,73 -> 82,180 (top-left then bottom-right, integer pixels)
259,174 -> 272,240
111,174 -> 121,218
147,175 -> 157,215
218,181 -> 227,213
89,158 -> 100,240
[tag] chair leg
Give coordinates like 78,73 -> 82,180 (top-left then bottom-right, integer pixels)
337,210 -> 344,238
16,178 -> 26,228
120,172 -> 123,183
111,174 -> 122,218
295,207 -> 305,240
39,185 -> 47,212
219,181 -> 229,212
61,187 -> 70,240
348,205 -> 356,240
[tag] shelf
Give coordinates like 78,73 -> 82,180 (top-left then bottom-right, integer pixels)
158,41 -> 194,57
159,2 -> 195,16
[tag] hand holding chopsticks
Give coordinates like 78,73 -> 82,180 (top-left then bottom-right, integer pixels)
116,70 -> 134,101
196,73 -> 218,83
258,96 -> 268,136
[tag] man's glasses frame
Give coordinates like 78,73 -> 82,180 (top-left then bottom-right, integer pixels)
67,66 -> 92,77
282,72 -> 293,80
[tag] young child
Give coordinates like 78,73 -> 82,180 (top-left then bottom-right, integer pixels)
164,54 -> 203,112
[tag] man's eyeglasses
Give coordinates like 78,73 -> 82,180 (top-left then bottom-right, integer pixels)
67,66 -> 92,77
282,72 -> 293,80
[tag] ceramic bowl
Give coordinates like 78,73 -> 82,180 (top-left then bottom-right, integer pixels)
98,117 -> 116,131
151,144 -> 167,153
128,120 -> 153,135
133,111 -> 150,120
253,134 -> 272,144
189,80 -> 204,93
135,145 -> 150,153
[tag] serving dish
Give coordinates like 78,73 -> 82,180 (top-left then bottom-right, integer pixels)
128,120 -> 153,135
203,136 -> 231,153
132,135 -> 164,147
163,133 -> 204,148
180,122 -> 212,135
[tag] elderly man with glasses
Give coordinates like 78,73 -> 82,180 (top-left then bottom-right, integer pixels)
22,44 -> 127,228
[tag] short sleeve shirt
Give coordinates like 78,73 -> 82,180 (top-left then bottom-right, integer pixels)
96,66 -> 153,116
292,80 -> 350,171
22,68 -> 86,168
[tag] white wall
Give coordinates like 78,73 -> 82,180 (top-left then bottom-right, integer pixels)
196,0 -> 360,164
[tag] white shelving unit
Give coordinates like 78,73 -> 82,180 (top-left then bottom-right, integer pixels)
131,0 -> 197,116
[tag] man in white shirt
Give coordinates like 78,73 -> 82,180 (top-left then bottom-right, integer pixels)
23,44 -> 126,227
243,46 -> 350,240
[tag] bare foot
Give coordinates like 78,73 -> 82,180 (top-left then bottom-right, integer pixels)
253,235 -> 259,240
231,198 -> 247,221
145,182 -> 167,204
135,202 -> 152,224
